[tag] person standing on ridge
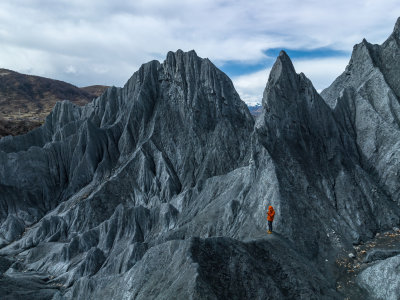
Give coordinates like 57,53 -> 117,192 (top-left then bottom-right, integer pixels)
267,206 -> 275,234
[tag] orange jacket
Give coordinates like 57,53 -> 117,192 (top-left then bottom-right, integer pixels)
267,206 -> 275,221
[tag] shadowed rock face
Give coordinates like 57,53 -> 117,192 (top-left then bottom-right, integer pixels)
67,237 -> 338,300
255,50 -> 399,261
1,19 -> 400,300
321,18 -> 400,299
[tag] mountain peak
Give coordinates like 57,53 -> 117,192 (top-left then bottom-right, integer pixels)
267,50 -> 297,87
278,49 -> 289,58
163,49 -> 203,74
166,49 -> 199,61
393,17 -> 400,36
277,50 -> 294,67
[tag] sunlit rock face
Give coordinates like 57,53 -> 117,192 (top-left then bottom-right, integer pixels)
322,18 -> 400,206
321,17 -> 400,299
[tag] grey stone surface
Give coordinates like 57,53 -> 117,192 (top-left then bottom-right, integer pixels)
255,50 -> 399,259
357,254 -> 400,300
1,18 -> 400,299
67,237 -> 338,300
322,18 -> 400,206
0,256 -> 12,274
364,249 -> 400,263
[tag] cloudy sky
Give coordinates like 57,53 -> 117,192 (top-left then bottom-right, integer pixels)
0,1 -> 399,105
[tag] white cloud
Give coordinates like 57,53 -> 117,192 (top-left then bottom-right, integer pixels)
65,65 -> 77,74
0,0 -> 398,93
232,69 -> 270,105
232,56 -> 350,105
292,57 -> 350,91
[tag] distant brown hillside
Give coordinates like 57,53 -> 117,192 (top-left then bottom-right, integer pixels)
0,118 -> 42,138
81,85 -> 109,98
0,69 -> 109,137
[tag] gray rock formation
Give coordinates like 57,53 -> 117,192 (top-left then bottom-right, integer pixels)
1,18 -> 400,299
255,50 -> 399,260
357,254 -> 400,300
363,249 -> 400,263
59,237 -> 339,300
322,18 -> 400,207
321,18 -> 400,299
0,49 -> 341,299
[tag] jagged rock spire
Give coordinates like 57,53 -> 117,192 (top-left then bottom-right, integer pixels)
262,50 -> 301,112
393,17 -> 400,36
267,50 -> 297,87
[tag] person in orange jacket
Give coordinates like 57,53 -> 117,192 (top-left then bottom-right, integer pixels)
267,205 -> 275,234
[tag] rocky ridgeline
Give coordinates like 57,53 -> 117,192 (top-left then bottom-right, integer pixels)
1,19 -> 400,300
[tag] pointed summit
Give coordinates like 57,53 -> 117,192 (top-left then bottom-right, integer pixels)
323,17 -> 400,107
267,50 -> 297,87
278,50 -> 294,65
262,50 -> 308,115
165,49 -> 201,69
393,17 -> 400,35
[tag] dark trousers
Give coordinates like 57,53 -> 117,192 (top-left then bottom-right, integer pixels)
268,221 -> 273,232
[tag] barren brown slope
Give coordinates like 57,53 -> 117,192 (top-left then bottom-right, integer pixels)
0,118 -> 42,138
80,85 -> 109,98
0,69 -> 109,137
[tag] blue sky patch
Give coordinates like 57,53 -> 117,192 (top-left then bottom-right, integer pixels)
217,60 -> 272,78
264,47 -> 350,60
218,47 -> 350,79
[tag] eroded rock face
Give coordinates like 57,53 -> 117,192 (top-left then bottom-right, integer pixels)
66,237 -> 338,300
322,18 -> 400,207
0,50 -> 254,231
1,19 -> 400,299
255,50 -> 399,261
357,254 -> 400,300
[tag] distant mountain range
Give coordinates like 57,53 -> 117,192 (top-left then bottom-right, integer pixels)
0,69 -> 108,137
247,103 -> 262,117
